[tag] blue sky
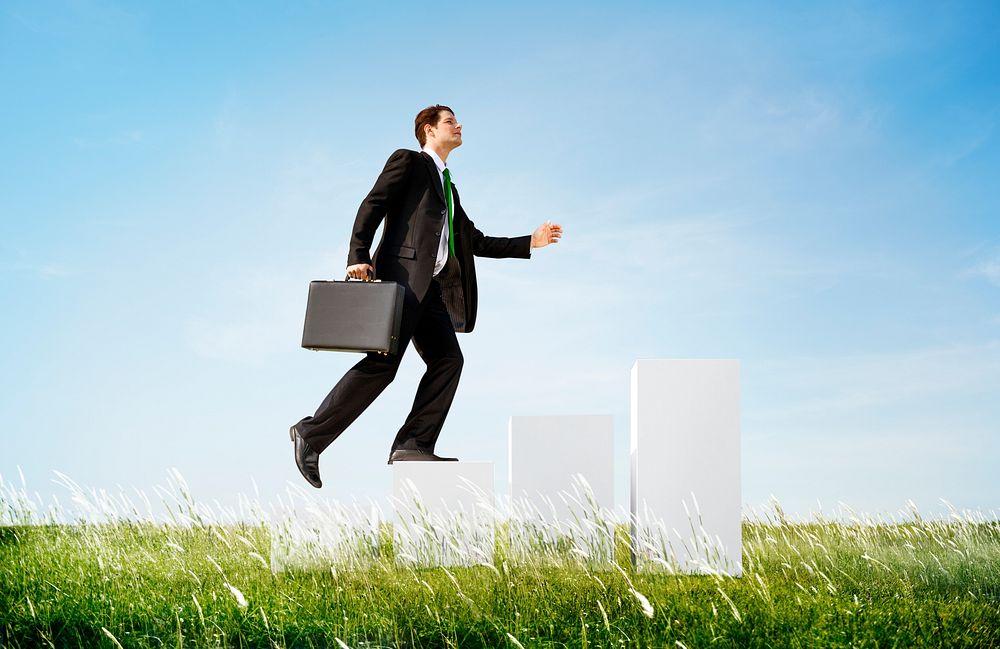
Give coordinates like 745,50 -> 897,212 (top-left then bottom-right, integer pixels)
2,1 -> 998,521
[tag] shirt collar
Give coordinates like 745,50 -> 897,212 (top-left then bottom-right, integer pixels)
422,146 -> 447,174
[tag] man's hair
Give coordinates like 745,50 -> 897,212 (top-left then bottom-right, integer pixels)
414,105 -> 454,147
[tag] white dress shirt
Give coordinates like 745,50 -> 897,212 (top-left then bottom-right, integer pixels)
422,146 -> 451,277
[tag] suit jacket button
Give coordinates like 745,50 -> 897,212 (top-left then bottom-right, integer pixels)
441,209 -> 447,215
434,231 -> 441,236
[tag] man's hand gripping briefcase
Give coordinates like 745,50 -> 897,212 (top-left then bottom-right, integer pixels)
301,273 -> 405,355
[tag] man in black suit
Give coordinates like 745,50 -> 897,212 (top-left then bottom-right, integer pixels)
290,105 -> 562,487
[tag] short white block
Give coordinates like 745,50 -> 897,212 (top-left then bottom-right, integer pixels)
270,496 -> 383,572
630,359 -> 742,576
392,462 -> 494,567
508,415 -> 615,562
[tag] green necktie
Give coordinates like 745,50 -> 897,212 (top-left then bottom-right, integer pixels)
443,167 -> 455,257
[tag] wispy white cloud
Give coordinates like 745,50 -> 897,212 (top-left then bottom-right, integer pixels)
940,119 -> 995,168
747,341 -> 1000,426
35,263 -> 71,278
697,86 -> 851,152
966,250 -> 1000,286
4,2 -> 142,40
742,341 -> 1000,516
2,258 -> 73,278
182,250 -> 345,365
71,128 -> 144,150
185,316 -> 292,365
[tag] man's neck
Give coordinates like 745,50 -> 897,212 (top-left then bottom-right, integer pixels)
424,142 -> 451,164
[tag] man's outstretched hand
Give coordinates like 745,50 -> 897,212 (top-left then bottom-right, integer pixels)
531,220 -> 563,249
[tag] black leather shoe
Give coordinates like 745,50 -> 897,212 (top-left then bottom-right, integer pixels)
387,449 -> 459,464
289,425 -> 322,488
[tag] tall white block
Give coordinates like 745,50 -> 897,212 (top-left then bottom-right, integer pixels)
630,359 -> 742,576
508,415 -> 616,563
392,462 -> 494,567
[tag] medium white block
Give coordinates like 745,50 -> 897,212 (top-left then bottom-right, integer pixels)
630,359 -> 742,576
508,415 -> 616,563
392,462 -> 495,567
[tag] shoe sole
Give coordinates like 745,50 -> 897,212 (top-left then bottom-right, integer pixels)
387,455 -> 459,464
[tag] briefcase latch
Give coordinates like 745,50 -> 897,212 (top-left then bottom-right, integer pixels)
377,335 -> 398,356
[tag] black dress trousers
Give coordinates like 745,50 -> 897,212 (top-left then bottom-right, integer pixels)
296,255 -> 464,456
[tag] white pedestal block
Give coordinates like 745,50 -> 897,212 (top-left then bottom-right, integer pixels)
630,359 -> 742,576
508,415 -> 615,563
392,462 -> 495,567
269,492 -> 384,573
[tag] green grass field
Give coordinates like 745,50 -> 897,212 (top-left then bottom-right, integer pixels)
2,474 -> 998,648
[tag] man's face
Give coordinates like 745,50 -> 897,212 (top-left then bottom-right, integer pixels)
427,111 -> 462,149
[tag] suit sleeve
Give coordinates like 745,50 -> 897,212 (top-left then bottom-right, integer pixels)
469,220 -> 532,259
347,149 -> 411,266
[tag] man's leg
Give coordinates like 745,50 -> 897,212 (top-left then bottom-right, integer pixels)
390,279 -> 464,453
297,292 -> 421,454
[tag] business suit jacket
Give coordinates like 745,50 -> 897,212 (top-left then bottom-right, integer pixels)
347,148 -> 531,333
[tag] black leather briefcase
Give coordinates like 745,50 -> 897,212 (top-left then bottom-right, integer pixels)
301,278 -> 405,354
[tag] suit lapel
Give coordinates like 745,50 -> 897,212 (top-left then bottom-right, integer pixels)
420,151 -> 447,205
